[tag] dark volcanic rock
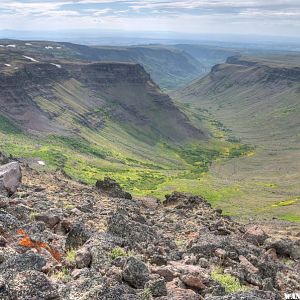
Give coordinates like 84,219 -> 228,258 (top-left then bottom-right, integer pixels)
265,238 -> 300,259
107,209 -> 158,246
145,277 -> 168,297
122,257 -> 150,288
65,223 -> 91,250
8,270 -> 60,300
96,177 -> 132,199
0,252 -> 46,281
164,191 -> 207,209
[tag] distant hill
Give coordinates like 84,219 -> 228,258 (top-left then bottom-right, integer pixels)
62,43 -> 207,89
175,55 -> 300,221
0,40 -> 240,90
173,44 -> 239,73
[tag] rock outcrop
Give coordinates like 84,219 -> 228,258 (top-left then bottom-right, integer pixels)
0,165 -> 299,300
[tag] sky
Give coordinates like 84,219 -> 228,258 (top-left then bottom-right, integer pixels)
0,0 -> 300,38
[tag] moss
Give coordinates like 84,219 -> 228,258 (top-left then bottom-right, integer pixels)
175,239 -> 185,248
211,267 -> 248,294
65,249 -> 76,262
110,247 -> 128,260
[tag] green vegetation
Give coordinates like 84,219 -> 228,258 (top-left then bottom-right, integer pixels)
279,215 -> 300,223
110,247 -> 129,260
141,288 -> 152,300
175,239 -> 185,248
65,249 -> 76,262
211,267 -> 248,294
0,114 -> 22,134
52,267 -> 72,282
174,58 -> 300,223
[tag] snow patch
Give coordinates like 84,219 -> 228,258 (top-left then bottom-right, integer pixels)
6,44 -> 16,48
25,43 -> 32,46
37,161 -> 46,166
50,63 -> 62,69
45,46 -> 53,49
56,47 -> 62,49
23,55 -> 39,63
4,64 -> 11,67
0,45 -> 4,47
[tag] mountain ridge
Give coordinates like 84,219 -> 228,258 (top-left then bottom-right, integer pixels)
175,55 -> 300,222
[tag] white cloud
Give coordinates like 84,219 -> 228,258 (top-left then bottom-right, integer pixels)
0,0 -> 299,37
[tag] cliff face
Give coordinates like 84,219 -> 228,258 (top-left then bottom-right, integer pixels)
0,58 -> 204,141
181,56 -> 300,98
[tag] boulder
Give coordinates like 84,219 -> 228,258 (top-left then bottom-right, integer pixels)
107,209 -> 158,246
35,213 -> 61,228
96,177 -> 132,199
65,223 -> 91,251
245,226 -> 268,245
76,248 -> 92,269
0,209 -> 20,231
0,252 -> 46,281
122,257 -> 150,288
265,238 -> 300,259
239,255 -> 259,274
180,274 -> 206,289
145,277 -> 168,297
0,162 -> 22,196
8,270 -> 60,300
164,192 -> 206,208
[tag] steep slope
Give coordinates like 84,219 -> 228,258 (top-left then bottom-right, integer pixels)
0,59 -> 201,142
175,55 -> 300,221
0,43 -> 221,198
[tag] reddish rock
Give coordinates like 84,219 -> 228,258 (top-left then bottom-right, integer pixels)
239,255 -> 259,274
244,226 -> 268,245
180,274 -> 206,289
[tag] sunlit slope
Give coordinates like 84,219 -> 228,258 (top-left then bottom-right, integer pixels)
176,55 -> 300,222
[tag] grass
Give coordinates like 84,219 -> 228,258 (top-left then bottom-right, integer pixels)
174,69 -> 300,224
1,65 -> 298,226
279,215 -> 300,223
0,115 -> 22,134
211,267 -> 248,294
52,267 -> 72,282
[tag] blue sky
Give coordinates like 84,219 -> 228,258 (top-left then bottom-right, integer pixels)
0,0 -> 299,37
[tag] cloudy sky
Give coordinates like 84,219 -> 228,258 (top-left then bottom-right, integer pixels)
0,0 -> 299,37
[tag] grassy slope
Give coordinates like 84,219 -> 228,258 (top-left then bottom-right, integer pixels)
175,56 -> 300,223
0,74 -> 251,204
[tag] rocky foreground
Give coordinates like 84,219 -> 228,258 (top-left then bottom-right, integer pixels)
0,157 -> 299,299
